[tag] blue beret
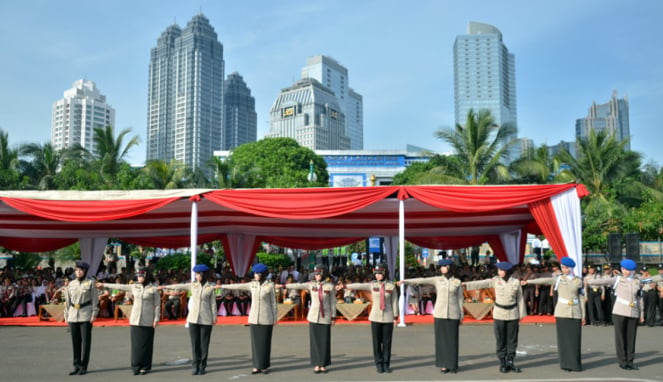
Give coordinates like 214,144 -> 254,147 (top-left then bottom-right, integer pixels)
75,261 -> 90,270
620,259 -> 636,271
495,262 -> 513,271
252,263 -> 268,274
560,257 -> 576,268
438,259 -> 453,266
193,264 -> 209,273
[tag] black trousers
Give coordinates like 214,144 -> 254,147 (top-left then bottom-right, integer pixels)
613,314 -> 638,367
587,289 -> 605,324
130,325 -> 155,374
309,322 -> 331,367
69,322 -> 93,370
643,290 -> 657,326
556,317 -> 582,371
434,318 -> 459,370
250,324 -> 273,370
538,286 -> 552,314
370,322 -> 393,368
493,319 -> 519,359
189,323 -> 213,371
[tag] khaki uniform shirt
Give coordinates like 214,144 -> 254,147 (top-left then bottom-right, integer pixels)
529,276 -> 585,319
464,276 -> 526,320
402,276 -> 464,320
223,280 -> 278,325
104,283 -> 160,326
169,282 -> 217,325
64,278 -> 99,323
587,276 -> 643,319
286,282 -> 336,324
584,272 -> 604,297
346,281 -> 399,323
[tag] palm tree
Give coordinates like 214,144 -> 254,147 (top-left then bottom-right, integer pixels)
141,159 -> 189,189
433,109 -> 516,184
82,126 -> 140,178
0,129 -> 23,189
207,156 -> 234,188
19,142 -> 62,190
509,144 -> 574,184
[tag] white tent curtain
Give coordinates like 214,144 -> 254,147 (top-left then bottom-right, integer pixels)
551,188 -> 583,274
498,230 -> 521,265
190,199 -> 198,281
79,237 -> 108,276
226,233 -> 258,277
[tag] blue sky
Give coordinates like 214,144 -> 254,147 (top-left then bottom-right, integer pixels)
1,0 -> 662,166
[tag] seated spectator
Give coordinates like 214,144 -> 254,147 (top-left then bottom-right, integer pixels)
163,279 -> 182,320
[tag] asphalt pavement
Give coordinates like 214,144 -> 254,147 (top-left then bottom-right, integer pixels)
1,322 -> 662,381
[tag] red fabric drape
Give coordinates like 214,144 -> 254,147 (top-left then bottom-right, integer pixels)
257,236 -> 366,250
122,234 -> 224,249
528,199 -> 568,261
203,186 -> 400,219
220,235 -> 262,276
1,197 -> 180,222
486,236 -> 508,262
403,183 -> 578,213
0,237 -> 77,252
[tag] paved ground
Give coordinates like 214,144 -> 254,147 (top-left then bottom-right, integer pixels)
1,322 -> 662,381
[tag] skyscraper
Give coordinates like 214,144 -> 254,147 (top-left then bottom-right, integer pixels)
454,21 -> 517,135
223,72 -> 257,150
301,55 -> 363,149
575,90 -> 630,150
146,14 -> 224,170
267,78 -> 350,150
51,79 -> 115,153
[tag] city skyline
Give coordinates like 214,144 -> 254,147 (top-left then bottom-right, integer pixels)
1,1 -> 663,166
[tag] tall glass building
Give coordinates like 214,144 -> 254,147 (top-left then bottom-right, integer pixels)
51,79 -> 115,153
454,21 -> 518,139
301,55 -> 363,149
223,72 -> 257,150
146,14 -> 224,170
575,91 -> 630,150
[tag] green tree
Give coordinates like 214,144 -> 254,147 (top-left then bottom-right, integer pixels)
81,126 -> 140,182
142,159 -> 190,189
229,138 -> 328,188
19,142 -> 62,190
208,156 -> 234,188
0,129 -> 24,189
433,109 -> 515,184
509,145 -> 573,184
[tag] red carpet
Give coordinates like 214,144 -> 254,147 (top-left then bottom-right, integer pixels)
0,314 -> 556,327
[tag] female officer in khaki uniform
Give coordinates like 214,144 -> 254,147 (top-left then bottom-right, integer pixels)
345,264 -> 399,374
586,259 -> 643,370
523,257 -> 585,372
399,258 -> 463,374
220,263 -> 277,375
99,268 -> 160,375
161,264 -> 217,375
64,261 -> 99,376
464,261 -> 526,374
284,264 -> 337,373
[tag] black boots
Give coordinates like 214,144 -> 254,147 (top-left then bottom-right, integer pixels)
499,358 -> 508,373
507,357 -> 522,373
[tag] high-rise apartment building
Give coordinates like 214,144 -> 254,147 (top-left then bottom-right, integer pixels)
267,78 -> 350,150
223,72 -> 257,150
301,55 -> 363,149
454,21 -> 518,138
575,90 -> 630,150
146,14 -> 224,170
51,79 -> 115,153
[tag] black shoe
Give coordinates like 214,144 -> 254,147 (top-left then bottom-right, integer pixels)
139,370 -> 147,375
562,368 -> 572,372
627,364 -> 639,370
376,365 -> 384,373
192,369 -> 200,375
199,369 -> 206,375
68,368 -> 80,376
619,364 -> 629,370
507,358 -> 521,373
499,358 -> 508,373
384,367 -> 392,373
78,368 -> 87,375
441,368 -> 450,374
261,369 -> 269,374
251,369 -> 260,374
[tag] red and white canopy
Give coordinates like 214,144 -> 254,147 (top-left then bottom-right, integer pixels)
0,183 -> 588,277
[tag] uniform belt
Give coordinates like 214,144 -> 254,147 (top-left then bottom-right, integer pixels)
557,297 -> 579,305
70,301 -> 92,309
616,297 -> 636,308
494,302 -> 517,310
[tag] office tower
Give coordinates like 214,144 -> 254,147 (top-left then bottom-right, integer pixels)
454,21 -> 518,140
146,14 -> 224,170
301,55 -> 363,149
267,78 -> 350,150
51,80 -> 115,153
223,72 -> 257,150
575,90 -> 630,150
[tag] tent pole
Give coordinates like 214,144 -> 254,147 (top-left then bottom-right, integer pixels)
190,198 -> 199,282
398,199 -> 406,327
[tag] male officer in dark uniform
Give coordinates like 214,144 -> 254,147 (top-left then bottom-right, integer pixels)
640,266 -> 657,326
584,264 -> 604,325
64,261 -> 99,375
